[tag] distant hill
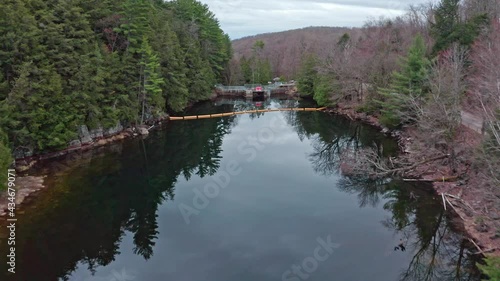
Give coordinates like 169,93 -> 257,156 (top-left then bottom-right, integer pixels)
231,26 -> 357,78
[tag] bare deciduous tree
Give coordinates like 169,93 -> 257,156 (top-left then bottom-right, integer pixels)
469,20 -> 500,188
463,0 -> 500,22
417,44 -> 467,172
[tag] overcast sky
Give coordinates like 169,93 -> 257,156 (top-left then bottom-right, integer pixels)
199,0 -> 431,39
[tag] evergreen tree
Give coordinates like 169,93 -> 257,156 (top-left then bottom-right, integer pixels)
186,51 -> 216,101
313,74 -> 336,106
0,128 -> 12,191
478,256 -> 500,281
431,0 -> 488,54
378,34 -> 430,127
148,6 -> 190,111
139,38 -> 165,124
1,62 -> 76,151
107,51 -> 141,124
119,0 -> 151,54
0,0 -> 233,153
170,0 -> 231,81
27,0 -> 98,131
31,0 -> 95,80
250,40 -> 265,84
79,0 -> 121,27
337,33 -> 351,51
256,59 -> 273,84
240,56 -> 252,84
297,54 -> 319,97
72,44 -> 117,128
0,0 -> 41,97
431,0 -> 460,54
175,18 -> 215,102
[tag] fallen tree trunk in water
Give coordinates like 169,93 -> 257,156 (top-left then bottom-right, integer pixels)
340,148 -> 451,179
371,154 -> 451,177
403,176 -> 458,182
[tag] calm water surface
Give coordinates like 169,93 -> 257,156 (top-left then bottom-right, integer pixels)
0,98 -> 480,281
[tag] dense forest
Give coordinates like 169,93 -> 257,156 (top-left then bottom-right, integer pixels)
0,0 -> 231,166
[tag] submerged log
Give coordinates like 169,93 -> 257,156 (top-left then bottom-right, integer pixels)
370,154 -> 450,177
403,176 -> 459,182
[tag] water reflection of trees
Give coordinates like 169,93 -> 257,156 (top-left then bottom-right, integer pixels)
214,97 -> 274,119
286,109 -> 396,175
0,104 -> 237,281
339,179 -> 479,281
387,184 -> 479,281
288,110 -> 481,281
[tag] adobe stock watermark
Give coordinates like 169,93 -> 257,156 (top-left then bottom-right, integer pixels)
177,113 -> 289,224
282,235 -> 340,281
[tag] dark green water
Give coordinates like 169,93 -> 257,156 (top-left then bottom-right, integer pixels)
0,98 -> 480,281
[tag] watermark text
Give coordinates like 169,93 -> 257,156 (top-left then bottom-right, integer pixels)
6,169 -> 17,274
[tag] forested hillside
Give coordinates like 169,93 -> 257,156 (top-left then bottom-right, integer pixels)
0,0 -> 231,161
229,26 -> 352,82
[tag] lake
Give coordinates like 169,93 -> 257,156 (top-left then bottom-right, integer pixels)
0,97 -> 480,281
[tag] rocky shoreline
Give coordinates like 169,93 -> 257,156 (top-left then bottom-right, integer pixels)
0,115 -> 169,217
326,104 -> 500,257
14,115 -> 168,172
0,176 -> 45,217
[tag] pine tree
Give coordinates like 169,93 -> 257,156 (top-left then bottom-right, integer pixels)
250,40 -> 265,84
31,0 -> 95,80
0,0 -> 41,96
139,38 -> 165,124
186,52 -> 216,101
0,128 -> 12,190
0,63 -> 34,147
431,0 -> 460,54
79,0 -> 121,26
175,19 -> 215,102
1,62 -> 77,150
72,44 -> 116,128
478,256 -> 500,281
0,0 -> 233,153
148,6 -> 190,111
431,0 -> 488,54
240,56 -> 252,84
256,59 -> 273,84
170,0 -> 231,81
378,34 -> 430,127
337,33 -> 351,51
119,0 -> 151,54
313,74 -> 337,106
106,51 -> 141,124
297,54 -> 319,97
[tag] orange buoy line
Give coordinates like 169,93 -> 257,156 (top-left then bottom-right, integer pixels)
169,107 -> 327,121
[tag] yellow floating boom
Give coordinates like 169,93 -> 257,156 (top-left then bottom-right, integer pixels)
169,107 -> 326,121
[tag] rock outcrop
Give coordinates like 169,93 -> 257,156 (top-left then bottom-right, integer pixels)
137,126 -> 149,136
103,122 -> 124,137
78,125 -> 93,145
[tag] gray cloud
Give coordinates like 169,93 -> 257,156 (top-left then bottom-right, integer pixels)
200,0 -> 431,39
